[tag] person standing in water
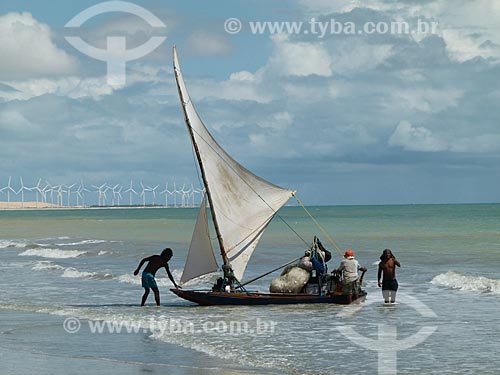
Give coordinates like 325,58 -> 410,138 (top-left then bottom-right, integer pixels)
378,249 -> 400,303
134,248 -> 180,306
337,249 -> 367,303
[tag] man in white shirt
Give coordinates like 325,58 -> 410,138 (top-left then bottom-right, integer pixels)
338,249 -> 367,303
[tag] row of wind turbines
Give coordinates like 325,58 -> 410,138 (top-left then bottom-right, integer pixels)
0,177 -> 205,208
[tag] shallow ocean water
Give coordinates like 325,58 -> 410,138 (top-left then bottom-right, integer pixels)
1,204 -> 500,374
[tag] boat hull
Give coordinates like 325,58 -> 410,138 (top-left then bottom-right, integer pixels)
170,289 -> 367,306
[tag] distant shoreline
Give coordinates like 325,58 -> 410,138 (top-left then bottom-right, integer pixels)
0,202 -> 67,210
0,201 -> 497,211
0,202 -> 196,211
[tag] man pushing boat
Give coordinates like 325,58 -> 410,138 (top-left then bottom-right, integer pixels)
337,249 -> 367,303
134,248 -> 180,306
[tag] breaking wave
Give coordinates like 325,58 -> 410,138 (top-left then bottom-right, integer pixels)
0,240 -> 28,249
55,239 -> 109,246
31,261 -> 65,271
62,267 -> 113,280
431,271 -> 500,294
19,248 -> 87,259
31,261 -> 112,280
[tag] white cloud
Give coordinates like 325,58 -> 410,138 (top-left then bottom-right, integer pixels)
0,64 -> 167,102
0,110 -> 30,127
442,29 -> 500,62
187,32 -> 231,56
330,40 -> 393,75
298,0 -> 500,63
390,88 -> 463,114
0,110 -> 39,137
389,120 -> 448,152
0,12 -> 78,80
185,69 -> 271,103
259,111 -> 293,130
297,0 -> 394,14
1,77 -> 113,101
267,34 -> 332,77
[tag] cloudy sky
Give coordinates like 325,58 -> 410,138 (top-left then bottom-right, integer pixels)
0,0 -> 499,205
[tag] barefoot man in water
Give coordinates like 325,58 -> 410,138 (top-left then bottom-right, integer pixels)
134,248 -> 180,306
378,249 -> 400,303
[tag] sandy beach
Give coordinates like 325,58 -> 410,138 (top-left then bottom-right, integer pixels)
0,202 -> 185,211
0,202 -> 66,210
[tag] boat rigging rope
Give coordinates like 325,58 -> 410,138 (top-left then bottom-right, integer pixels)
293,193 -> 344,256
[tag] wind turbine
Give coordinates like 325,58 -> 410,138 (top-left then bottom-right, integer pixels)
197,187 -> 206,205
92,183 -> 107,206
66,183 -> 76,207
190,184 -> 201,207
2,176 -> 16,204
44,180 -> 55,204
40,182 -> 52,204
31,178 -> 43,205
124,180 -> 137,206
160,182 -> 169,207
116,186 -> 123,206
0,183 -> 6,202
0,176 -> 15,203
139,182 -> 147,207
111,184 -> 122,206
17,177 -> 32,208
151,184 -> 159,206
76,180 -> 90,207
179,184 -> 188,207
75,189 -> 83,207
173,181 -> 177,207
102,184 -> 110,206
56,185 -> 65,206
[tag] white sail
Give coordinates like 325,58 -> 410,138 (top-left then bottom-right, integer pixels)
180,195 -> 218,285
173,47 -> 294,281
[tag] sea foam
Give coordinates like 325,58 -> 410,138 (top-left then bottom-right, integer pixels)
0,240 -> 28,249
62,267 -> 99,279
55,239 -> 109,246
431,271 -> 500,294
31,261 -> 65,271
19,248 -> 87,259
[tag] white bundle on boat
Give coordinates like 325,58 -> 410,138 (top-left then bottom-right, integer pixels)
269,265 -> 310,293
298,256 -> 313,271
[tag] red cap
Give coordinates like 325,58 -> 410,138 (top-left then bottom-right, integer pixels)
344,249 -> 355,258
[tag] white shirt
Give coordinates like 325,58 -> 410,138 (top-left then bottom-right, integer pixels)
339,258 -> 360,283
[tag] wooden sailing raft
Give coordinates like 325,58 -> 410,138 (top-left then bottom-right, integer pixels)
170,46 -> 367,306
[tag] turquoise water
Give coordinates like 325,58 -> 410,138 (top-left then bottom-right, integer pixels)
1,204 -> 500,374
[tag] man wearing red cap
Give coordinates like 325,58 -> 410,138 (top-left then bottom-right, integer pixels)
337,249 -> 367,303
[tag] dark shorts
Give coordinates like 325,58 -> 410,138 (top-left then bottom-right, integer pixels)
142,272 -> 158,289
342,280 -> 359,296
382,279 -> 398,291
